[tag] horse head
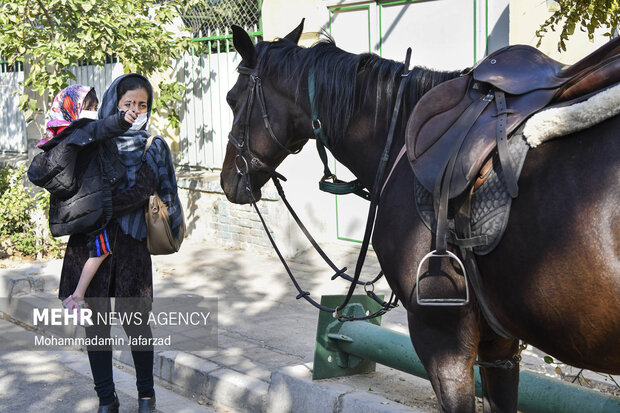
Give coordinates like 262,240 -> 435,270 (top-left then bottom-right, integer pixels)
220,20 -> 313,204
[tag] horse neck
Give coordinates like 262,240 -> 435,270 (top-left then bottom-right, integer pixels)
328,66 -> 459,191
328,100 -> 396,190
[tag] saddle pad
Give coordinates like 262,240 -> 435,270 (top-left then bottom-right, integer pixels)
524,82 -> 620,147
406,75 -> 555,198
414,130 -> 529,255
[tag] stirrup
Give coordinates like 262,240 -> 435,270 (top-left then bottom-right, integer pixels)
416,249 -> 470,306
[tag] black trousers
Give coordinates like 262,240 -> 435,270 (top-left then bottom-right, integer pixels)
84,299 -> 154,405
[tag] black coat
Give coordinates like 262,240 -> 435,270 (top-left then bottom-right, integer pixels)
28,113 -> 131,237
58,165 -> 158,301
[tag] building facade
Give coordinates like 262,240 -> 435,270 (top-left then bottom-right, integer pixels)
1,0 -> 613,257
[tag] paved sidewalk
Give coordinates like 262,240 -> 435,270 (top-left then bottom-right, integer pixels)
0,237 -> 618,412
0,316 -> 218,413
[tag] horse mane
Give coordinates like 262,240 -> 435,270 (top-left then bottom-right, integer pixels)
255,37 -> 462,146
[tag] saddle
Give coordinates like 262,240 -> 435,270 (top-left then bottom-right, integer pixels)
405,37 -> 620,319
407,36 -> 620,199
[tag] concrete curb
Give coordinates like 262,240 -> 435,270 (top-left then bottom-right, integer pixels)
0,261 -> 60,297
266,365 -> 419,413
3,264 -> 618,412
58,349 -> 215,413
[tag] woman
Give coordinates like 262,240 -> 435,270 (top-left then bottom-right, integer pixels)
58,73 -> 183,413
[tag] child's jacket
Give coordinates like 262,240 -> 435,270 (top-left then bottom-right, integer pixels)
28,113 -> 131,237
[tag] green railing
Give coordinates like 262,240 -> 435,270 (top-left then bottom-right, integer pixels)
176,27 -> 262,170
175,0 -> 262,169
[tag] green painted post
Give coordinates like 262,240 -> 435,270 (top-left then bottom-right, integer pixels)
319,313 -> 620,413
312,295 -> 383,380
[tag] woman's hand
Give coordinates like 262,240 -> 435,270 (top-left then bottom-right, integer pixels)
124,110 -> 137,125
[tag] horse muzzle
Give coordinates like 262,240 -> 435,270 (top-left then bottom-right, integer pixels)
220,168 -> 262,204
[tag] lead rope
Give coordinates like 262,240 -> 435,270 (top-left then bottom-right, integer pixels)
271,178 -> 382,287
329,48 -> 412,317
271,177 -> 397,312
246,175 -> 398,320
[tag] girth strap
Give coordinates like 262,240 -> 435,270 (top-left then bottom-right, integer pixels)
454,188 -> 515,339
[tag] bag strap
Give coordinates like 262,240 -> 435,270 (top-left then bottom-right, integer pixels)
142,136 -> 163,198
141,135 -> 158,162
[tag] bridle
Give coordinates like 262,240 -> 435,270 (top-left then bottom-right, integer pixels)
227,65 -> 300,185
224,51 -> 419,321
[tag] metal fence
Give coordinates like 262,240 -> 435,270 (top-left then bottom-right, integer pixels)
176,26 -> 261,169
176,0 -> 262,169
0,0 -> 262,166
180,0 -> 261,39
0,61 -> 26,153
0,59 -> 122,154
69,58 -> 124,103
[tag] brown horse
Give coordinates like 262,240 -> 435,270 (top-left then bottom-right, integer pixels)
220,22 -> 620,412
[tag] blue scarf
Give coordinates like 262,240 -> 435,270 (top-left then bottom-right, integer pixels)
114,133 -> 183,240
100,74 -> 183,240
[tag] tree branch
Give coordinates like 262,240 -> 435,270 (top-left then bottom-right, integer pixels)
35,0 -> 56,38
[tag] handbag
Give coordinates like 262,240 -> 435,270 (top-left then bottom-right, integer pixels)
143,136 -> 185,255
145,191 -> 185,254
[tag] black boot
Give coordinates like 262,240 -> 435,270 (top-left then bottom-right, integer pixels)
138,392 -> 156,413
97,393 -> 119,413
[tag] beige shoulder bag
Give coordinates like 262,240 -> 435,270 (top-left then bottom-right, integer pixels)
143,136 -> 185,255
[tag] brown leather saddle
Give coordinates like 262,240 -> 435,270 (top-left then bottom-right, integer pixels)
407,36 -> 620,199
406,37 -> 620,314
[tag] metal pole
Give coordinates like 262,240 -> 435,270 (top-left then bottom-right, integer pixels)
331,321 -> 620,413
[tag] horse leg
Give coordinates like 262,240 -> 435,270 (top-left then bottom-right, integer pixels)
477,336 -> 520,413
407,308 -> 480,413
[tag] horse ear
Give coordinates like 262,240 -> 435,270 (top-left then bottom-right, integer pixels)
283,19 -> 305,44
232,25 -> 256,67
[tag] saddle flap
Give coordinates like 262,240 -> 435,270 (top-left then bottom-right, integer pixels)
407,76 -> 472,155
407,76 -> 556,197
406,75 -> 492,196
473,45 -> 566,95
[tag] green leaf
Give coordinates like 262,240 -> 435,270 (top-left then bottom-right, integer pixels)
544,356 -> 554,364
18,94 -> 29,107
2,0 -> 192,121
537,0 -> 618,50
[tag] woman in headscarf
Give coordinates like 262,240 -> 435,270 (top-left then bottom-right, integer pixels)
57,74 -> 182,413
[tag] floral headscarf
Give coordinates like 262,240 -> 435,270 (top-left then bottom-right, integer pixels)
37,85 -> 94,147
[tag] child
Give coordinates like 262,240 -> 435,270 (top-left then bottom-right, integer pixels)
30,85 -> 137,313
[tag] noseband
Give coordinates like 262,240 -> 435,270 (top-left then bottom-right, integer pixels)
228,66 -> 298,184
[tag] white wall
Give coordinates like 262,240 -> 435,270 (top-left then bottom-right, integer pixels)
259,0 -> 512,248
509,0 -> 611,64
